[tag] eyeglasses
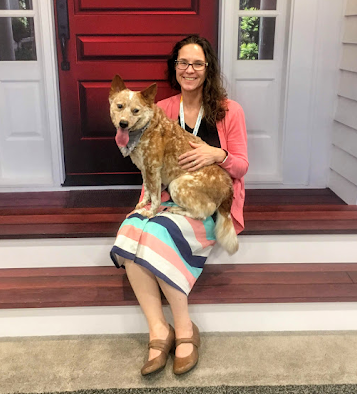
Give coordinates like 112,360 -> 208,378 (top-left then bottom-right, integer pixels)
175,60 -> 208,71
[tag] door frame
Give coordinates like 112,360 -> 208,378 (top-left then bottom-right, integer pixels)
220,0 -> 345,188
30,0 -> 345,190
38,0 -> 65,187
221,0 -> 290,184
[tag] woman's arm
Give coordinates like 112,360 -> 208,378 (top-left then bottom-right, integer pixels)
218,100 -> 249,180
178,141 -> 227,171
178,101 -> 249,176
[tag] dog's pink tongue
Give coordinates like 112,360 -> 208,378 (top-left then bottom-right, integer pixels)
115,128 -> 129,147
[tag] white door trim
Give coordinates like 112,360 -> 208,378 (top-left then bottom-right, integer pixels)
0,0 -> 64,190
220,0 -> 345,188
282,0 -> 344,187
37,0 -> 65,187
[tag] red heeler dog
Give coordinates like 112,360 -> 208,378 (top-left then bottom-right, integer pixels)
109,75 -> 238,255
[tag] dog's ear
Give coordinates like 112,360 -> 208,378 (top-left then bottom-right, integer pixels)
140,83 -> 157,105
109,75 -> 127,101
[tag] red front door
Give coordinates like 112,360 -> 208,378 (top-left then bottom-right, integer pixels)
54,0 -> 219,186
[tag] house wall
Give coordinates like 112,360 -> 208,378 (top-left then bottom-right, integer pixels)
329,0 -> 357,204
0,0 -> 346,192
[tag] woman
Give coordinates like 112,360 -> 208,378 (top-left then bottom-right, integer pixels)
110,35 -> 248,376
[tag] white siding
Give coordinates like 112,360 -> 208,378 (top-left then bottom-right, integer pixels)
338,70 -> 357,101
345,0 -> 357,15
343,15 -> 357,42
329,0 -> 357,205
335,97 -> 357,130
331,146 -> 357,185
332,122 -> 357,158
340,44 -> 357,72
330,170 -> 357,205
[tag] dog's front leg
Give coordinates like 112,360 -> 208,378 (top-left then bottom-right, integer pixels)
134,168 -> 161,218
134,187 -> 151,211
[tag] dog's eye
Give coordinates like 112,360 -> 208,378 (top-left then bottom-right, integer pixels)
132,108 -> 140,114
117,104 -> 123,109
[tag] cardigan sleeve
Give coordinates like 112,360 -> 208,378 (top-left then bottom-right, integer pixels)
156,94 -> 180,120
218,100 -> 249,180
157,98 -> 169,113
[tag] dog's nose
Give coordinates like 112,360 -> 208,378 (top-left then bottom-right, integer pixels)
119,120 -> 129,129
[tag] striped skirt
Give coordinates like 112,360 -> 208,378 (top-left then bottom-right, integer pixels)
110,202 -> 216,295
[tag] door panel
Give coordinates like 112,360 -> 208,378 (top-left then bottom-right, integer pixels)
77,0 -> 197,11
0,1 -> 53,186
77,36 -> 186,60
221,0 -> 290,184
54,0 -> 219,186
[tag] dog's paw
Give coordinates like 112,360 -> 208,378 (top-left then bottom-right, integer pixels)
134,208 -> 155,218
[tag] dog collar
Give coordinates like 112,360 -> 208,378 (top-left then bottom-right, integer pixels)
120,121 -> 150,157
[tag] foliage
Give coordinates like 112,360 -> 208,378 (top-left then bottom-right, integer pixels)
239,0 -> 250,9
12,17 -> 30,43
12,17 -> 36,60
239,7 -> 259,60
19,0 -> 27,10
239,42 -> 259,60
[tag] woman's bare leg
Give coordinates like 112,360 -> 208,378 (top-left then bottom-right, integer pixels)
156,278 -> 194,358
124,259 -> 170,361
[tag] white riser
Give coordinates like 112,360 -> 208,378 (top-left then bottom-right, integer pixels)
1,303 -> 357,337
0,234 -> 357,269
1,234 -> 357,337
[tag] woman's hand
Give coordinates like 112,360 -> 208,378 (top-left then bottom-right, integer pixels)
178,141 -> 227,171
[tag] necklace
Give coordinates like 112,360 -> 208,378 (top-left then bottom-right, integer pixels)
179,96 -> 204,136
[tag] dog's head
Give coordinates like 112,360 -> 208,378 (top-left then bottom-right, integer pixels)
109,75 -> 157,147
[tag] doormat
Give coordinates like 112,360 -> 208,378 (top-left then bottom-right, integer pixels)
20,385 -> 357,394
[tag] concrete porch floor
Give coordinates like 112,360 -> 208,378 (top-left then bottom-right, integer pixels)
1,331 -> 357,393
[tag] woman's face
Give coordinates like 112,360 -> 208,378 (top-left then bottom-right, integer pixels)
175,44 -> 207,95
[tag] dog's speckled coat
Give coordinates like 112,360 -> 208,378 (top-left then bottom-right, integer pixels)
109,75 -> 238,254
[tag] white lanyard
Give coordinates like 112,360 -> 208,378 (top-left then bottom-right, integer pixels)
179,97 -> 204,136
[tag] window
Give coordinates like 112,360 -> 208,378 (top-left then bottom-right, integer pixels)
0,0 -> 36,61
238,0 -> 277,60
239,0 -> 277,11
238,16 -> 276,60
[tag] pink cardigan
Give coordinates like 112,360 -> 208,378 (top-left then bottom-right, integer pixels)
157,94 -> 249,234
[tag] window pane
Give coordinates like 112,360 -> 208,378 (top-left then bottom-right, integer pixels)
238,16 -> 276,60
0,0 -> 33,10
239,0 -> 277,11
0,17 -> 37,60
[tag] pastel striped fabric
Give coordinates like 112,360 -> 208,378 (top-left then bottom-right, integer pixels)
110,202 -> 216,295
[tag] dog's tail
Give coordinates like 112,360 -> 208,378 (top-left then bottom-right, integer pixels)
215,196 -> 239,255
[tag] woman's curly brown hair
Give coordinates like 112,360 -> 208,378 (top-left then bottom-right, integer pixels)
166,35 -> 228,126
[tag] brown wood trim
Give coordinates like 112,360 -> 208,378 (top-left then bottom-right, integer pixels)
1,264 -> 357,309
0,223 -> 119,239
0,188 -> 346,208
0,188 -> 355,239
0,213 -> 126,225
0,214 -> 356,238
1,209 -> 356,224
203,263 -> 357,273
0,207 -> 130,216
244,205 -> 357,212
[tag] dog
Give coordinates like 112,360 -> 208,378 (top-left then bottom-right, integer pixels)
109,75 -> 238,255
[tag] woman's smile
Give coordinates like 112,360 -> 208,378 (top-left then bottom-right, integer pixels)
176,44 -> 206,93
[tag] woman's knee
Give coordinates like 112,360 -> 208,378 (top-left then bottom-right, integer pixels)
124,258 -> 134,266
124,259 -> 157,281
